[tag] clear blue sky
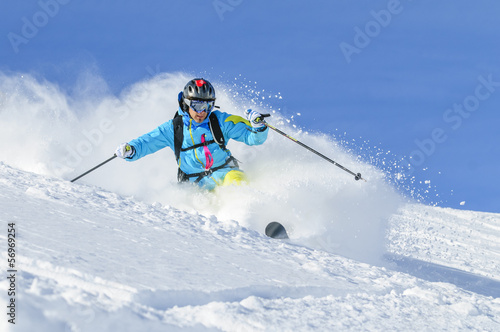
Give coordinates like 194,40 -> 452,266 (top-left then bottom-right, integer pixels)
1,0 -> 499,212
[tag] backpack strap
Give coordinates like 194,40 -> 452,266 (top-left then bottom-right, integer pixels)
181,139 -> 216,152
178,156 -> 239,183
173,115 -> 184,163
209,112 -> 226,149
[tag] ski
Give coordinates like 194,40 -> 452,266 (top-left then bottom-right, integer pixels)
265,222 -> 289,239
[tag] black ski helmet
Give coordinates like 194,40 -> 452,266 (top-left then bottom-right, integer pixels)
183,78 -> 216,101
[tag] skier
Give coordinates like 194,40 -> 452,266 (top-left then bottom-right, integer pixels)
114,78 -> 269,190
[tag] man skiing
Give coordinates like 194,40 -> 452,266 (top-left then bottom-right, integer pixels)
114,78 -> 269,190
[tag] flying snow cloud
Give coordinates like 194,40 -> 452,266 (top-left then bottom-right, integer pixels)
0,70 -> 404,265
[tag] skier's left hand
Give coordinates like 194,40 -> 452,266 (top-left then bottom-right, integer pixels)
245,109 -> 266,129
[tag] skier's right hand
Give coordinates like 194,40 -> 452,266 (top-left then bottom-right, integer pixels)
115,143 -> 135,159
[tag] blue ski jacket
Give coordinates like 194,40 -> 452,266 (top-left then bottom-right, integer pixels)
126,108 -> 268,190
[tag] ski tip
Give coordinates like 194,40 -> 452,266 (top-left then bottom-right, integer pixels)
265,222 -> 289,240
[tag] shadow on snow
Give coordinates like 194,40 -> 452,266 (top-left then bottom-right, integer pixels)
385,254 -> 500,298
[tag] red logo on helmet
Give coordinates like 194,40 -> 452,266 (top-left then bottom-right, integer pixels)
195,79 -> 206,87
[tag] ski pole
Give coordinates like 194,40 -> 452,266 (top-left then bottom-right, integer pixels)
70,155 -> 117,183
257,114 -> 366,182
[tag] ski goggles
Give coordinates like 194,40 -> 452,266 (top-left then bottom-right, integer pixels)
185,99 -> 215,113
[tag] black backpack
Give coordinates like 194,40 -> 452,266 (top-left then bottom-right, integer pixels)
172,111 -> 226,162
173,95 -> 237,183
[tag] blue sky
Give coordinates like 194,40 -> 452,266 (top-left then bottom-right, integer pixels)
1,0 -> 499,212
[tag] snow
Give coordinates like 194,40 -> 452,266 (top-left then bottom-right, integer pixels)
1,72 -> 500,331
1,166 -> 500,331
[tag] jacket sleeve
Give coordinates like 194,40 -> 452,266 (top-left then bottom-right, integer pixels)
126,120 -> 174,161
217,111 -> 269,146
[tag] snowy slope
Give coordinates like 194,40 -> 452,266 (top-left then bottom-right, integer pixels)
1,163 -> 500,332
388,205 -> 500,284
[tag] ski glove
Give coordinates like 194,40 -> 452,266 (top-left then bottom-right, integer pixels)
115,143 -> 135,159
245,109 -> 266,129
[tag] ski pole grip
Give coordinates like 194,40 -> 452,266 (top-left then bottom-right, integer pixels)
256,113 -> 271,123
